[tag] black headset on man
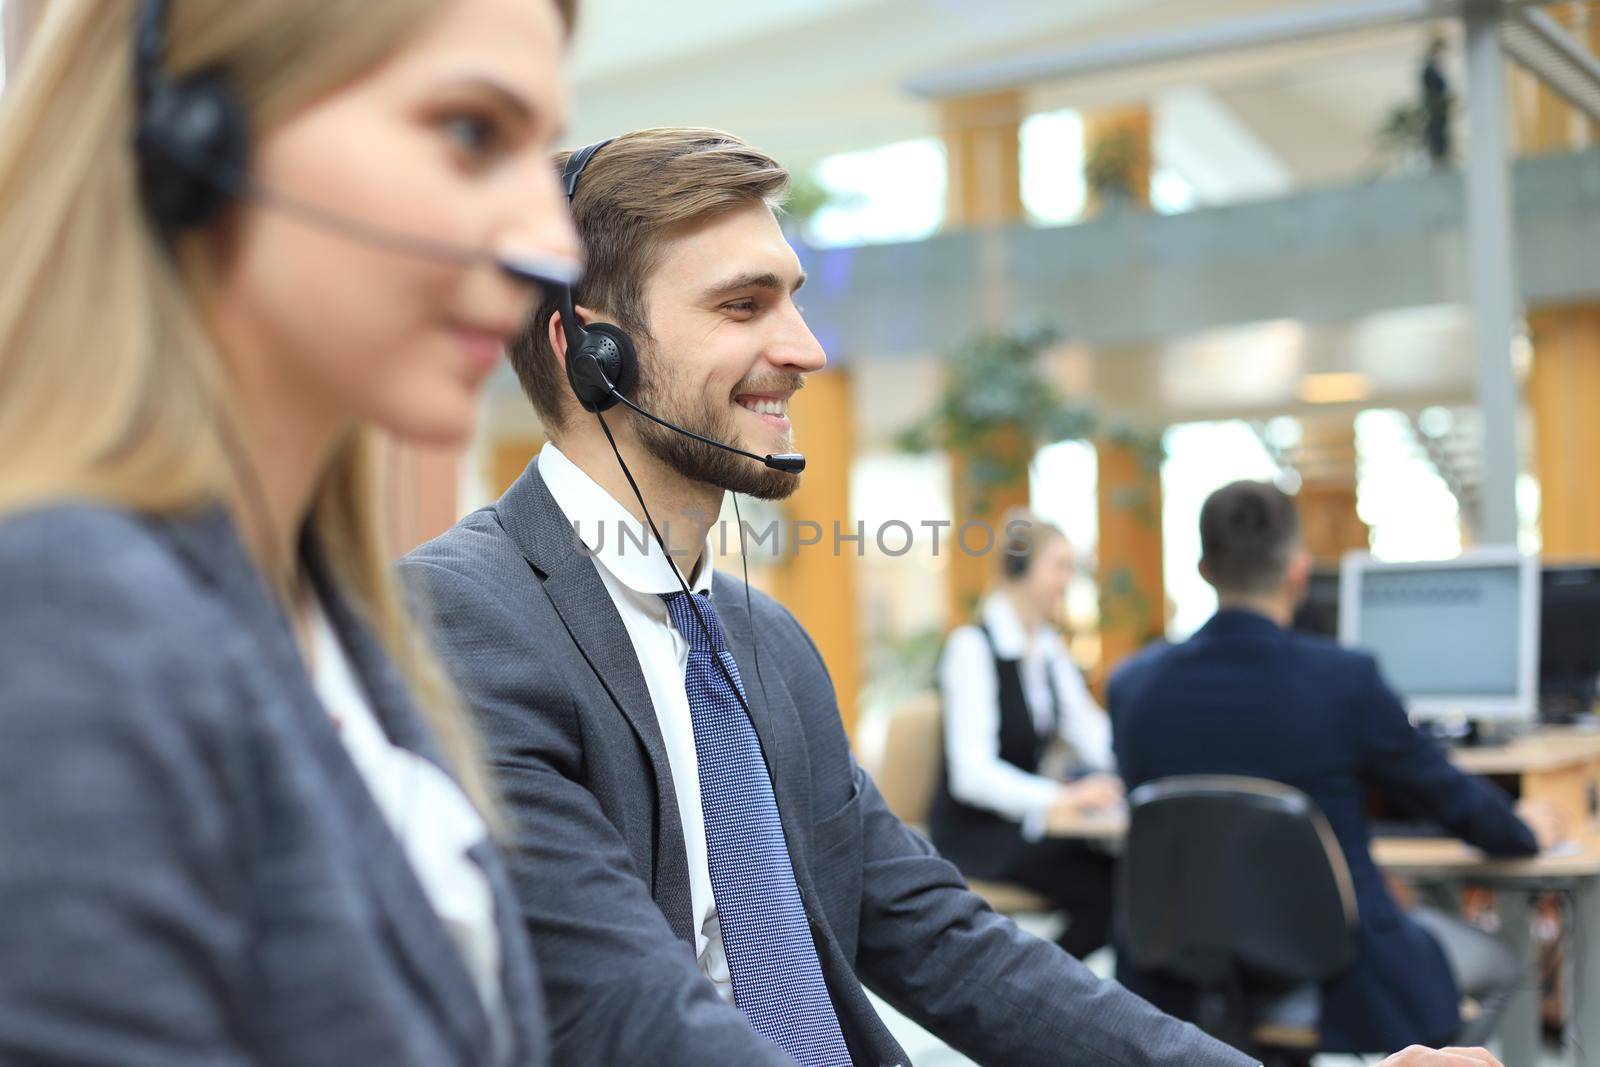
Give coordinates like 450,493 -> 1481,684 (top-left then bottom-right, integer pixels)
555,141 -> 805,476
554,138 -> 807,724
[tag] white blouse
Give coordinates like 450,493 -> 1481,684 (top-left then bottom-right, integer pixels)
307,599 -> 509,1060
939,590 -> 1115,829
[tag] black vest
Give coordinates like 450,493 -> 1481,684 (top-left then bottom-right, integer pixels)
927,624 -> 1060,879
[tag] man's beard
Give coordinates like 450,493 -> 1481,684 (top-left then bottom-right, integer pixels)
631,348 -> 804,501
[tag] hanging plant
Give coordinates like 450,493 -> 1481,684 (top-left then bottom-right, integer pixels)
898,328 -> 1164,486
897,328 -> 1096,493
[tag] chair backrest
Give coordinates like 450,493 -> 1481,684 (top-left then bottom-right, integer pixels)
1118,775 -> 1359,991
876,692 -> 942,826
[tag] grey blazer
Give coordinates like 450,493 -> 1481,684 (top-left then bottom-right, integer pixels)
0,504 -> 547,1067
400,463 -> 1254,1067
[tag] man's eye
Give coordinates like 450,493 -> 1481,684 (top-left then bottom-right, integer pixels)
725,300 -> 758,315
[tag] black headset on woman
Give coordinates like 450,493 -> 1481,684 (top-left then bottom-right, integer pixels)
131,0 -> 580,290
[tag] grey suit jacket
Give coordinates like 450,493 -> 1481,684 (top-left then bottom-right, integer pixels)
401,463 -> 1255,1067
0,504 -> 547,1067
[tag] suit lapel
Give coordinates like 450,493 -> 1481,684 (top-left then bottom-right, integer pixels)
494,462 -> 696,944
162,511 -> 496,1063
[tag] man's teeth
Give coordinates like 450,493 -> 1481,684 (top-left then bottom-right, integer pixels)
738,397 -> 787,417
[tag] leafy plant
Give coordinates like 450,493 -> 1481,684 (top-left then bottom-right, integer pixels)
1084,127 -> 1145,210
896,327 -> 1164,503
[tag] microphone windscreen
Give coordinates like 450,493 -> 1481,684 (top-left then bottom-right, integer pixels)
500,252 -> 583,290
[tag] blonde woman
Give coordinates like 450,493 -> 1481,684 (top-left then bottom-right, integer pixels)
0,1 -> 577,1064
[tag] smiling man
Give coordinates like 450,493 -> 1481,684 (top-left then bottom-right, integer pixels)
399,128 -> 1255,1066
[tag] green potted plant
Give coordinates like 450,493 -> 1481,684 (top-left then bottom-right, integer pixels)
1084,127 -> 1144,214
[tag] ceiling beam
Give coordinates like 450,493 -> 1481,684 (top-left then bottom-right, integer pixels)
904,0 -> 1556,98
1501,5 -> 1600,123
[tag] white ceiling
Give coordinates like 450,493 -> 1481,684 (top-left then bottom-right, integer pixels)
563,0 -> 1459,194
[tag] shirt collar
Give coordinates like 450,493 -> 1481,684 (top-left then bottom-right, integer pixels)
537,441 -> 715,597
980,589 -> 1059,660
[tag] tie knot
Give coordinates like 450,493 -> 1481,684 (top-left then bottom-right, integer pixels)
660,590 -> 726,653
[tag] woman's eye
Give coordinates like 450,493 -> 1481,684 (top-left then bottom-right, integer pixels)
441,113 -> 503,160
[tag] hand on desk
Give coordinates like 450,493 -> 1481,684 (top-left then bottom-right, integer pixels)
1515,798 -> 1567,850
1377,1046 -> 1502,1066
1049,774 -> 1123,822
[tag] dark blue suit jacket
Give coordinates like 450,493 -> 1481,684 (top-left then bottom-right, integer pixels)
1108,609 -> 1537,1054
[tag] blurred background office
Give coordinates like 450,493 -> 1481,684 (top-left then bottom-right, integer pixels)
10,0 -> 1597,1063
64,0 -> 1585,747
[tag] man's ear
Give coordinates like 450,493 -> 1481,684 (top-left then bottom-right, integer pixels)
1284,547 -> 1315,598
547,304 -> 598,371
546,308 -> 569,368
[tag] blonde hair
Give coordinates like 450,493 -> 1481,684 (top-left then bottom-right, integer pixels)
0,0 -> 570,813
510,127 -> 790,432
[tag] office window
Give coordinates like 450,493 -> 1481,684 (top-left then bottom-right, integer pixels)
851,452 -> 952,721
1162,420 -> 1288,638
1151,165 -> 1199,215
1020,108 -> 1088,226
1030,438 -> 1100,640
804,138 -> 946,249
1356,409 -> 1464,561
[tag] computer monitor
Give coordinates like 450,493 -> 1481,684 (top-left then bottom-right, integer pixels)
1540,564 -> 1600,719
1291,566 -> 1341,639
1338,548 -> 1540,723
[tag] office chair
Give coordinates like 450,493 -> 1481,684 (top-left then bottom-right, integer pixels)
1117,776 -> 1359,1066
872,694 -> 1051,914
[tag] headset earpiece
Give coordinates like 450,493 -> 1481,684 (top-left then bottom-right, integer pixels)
1003,549 -> 1031,580
559,138 -> 640,412
133,0 -> 250,233
566,319 -> 638,413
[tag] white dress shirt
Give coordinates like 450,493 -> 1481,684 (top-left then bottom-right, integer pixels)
537,442 -> 736,1002
939,590 -> 1114,830
307,597 -> 510,1060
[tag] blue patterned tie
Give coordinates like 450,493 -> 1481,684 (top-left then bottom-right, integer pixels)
661,591 -> 852,1067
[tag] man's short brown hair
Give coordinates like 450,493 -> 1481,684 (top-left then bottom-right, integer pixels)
1199,480 -> 1302,596
510,127 -> 790,432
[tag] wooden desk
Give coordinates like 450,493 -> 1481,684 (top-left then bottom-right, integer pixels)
1448,728 -> 1600,852
1370,837 -> 1600,879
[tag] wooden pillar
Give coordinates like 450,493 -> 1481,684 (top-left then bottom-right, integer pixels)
1528,304 -> 1600,559
1096,438 -> 1165,678
937,90 -> 1030,626
1086,108 -> 1160,680
1294,417 -> 1370,563
946,426 -> 1034,625
1082,106 -> 1153,215
771,370 -> 862,738
1510,3 -> 1596,155
1517,18 -> 1600,559
382,440 -> 465,559
489,436 -> 544,498
938,89 -> 1025,230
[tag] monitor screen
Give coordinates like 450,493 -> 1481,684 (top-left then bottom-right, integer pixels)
1340,550 -> 1539,722
1541,565 -> 1600,715
1292,567 -> 1341,639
